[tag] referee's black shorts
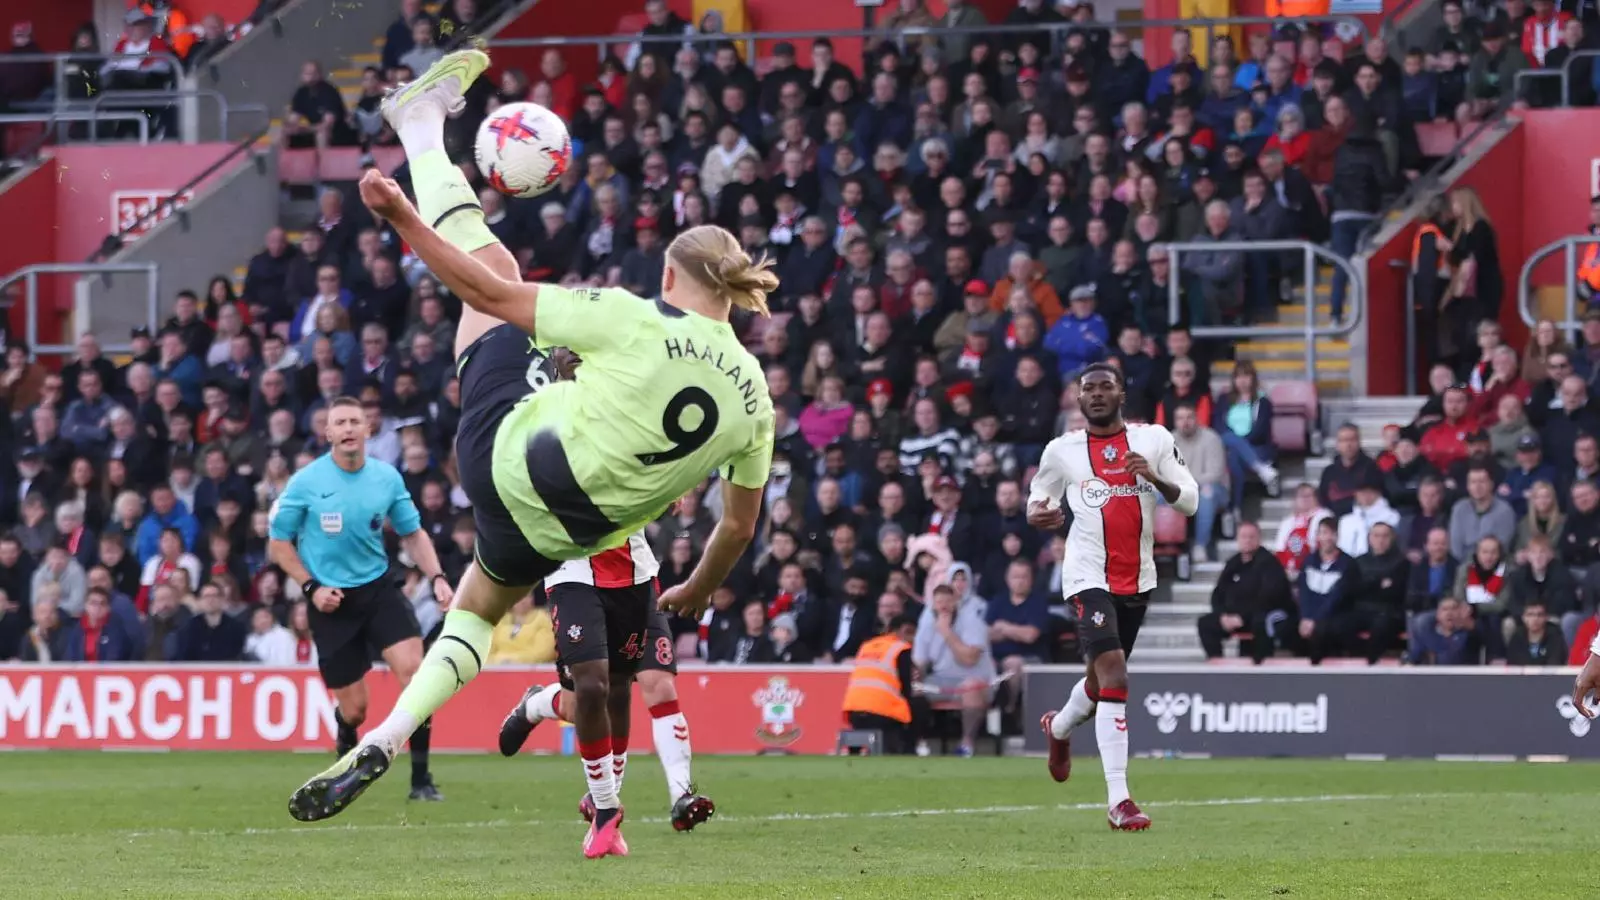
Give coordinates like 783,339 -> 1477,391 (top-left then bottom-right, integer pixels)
454,323 -> 563,588
307,576 -> 421,690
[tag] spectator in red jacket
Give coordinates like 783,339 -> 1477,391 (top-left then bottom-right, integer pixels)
536,48 -> 579,120
1522,0 -> 1572,67
1421,385 -> 1479,472
1472,345 -> 1531,425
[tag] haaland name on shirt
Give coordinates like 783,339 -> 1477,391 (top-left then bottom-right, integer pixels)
662,337 -> 761,415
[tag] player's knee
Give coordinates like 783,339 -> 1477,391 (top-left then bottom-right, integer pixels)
638,671 -> 676,706
340,703 -> 367,728
570,665 -> 610,702
1092,657 -> 1129,693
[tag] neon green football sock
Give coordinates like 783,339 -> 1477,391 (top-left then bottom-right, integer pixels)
410,148 -> 499,253
366,609 -> 494,755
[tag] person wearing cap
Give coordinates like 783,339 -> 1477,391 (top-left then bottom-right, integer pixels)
1465,19 -> 1528,116
978,208 -> 1029,285
1042,284 -> 1108,380
615,216 -> 666,298
1501,434 -> 1559,518
772,214 -> 832,301
757,41 -> 807,115
1442,427 -> 1503,494
1447,462 -> 1518,564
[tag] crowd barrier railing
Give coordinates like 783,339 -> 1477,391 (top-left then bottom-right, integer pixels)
0,262 -> 159,357
1162,239 -> 1365,383
1517,234 -> 1600,342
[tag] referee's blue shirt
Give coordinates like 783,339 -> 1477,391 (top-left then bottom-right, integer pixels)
268,455 -> 422,589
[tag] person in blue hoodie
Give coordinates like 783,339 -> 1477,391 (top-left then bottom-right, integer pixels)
1499,435 -> 1559,517
134,484 -> 201,565
1296,518 -> 1358,664
62,587 -> 137,662
1041,284 -> 1108,380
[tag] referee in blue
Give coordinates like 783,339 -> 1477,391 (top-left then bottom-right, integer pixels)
269,396 -> 454,802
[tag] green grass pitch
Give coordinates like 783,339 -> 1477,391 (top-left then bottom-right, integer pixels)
5,752 -> 1594,899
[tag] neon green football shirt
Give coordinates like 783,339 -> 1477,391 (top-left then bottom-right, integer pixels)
489,285 -> 774,559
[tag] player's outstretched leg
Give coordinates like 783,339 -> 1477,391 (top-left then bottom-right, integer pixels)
381,46 -> 519,356
640,670 -> 714,832
289,567 -> 520,822
1041,675 -> 1098,783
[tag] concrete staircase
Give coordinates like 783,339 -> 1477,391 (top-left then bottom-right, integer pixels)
1211,266 -> 1358,397
1134,394 -> 1426,662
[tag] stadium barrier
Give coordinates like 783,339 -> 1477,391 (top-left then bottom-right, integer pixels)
1517,234 -> 1600,341
1022,666 -> 1598,760
0,665 -> 850,755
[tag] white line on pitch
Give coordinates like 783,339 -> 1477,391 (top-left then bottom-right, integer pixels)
111,791 -> 1467,841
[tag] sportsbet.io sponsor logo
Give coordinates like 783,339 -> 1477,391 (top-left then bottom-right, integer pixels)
1144,692 -> 1330,735
1078,478 -> 1151,509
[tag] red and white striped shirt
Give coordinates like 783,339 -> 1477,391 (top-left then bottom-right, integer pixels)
1029,424 -> 1199,596
544,531 -> 659,589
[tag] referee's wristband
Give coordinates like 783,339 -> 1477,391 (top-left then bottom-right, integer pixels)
302,579 -> 322,597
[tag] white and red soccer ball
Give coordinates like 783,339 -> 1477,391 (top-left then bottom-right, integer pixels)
475,101 -> 572,199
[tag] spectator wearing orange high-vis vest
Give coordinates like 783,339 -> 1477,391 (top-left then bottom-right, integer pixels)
1577,196 -> 1600,302
842,616 -> 920,754
1266,0 -> 1330,19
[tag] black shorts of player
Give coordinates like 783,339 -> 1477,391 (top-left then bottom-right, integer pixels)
454,323 -> 564,588
549,582 -> 655,692
1070,589 -> 1151,660
639,607 -> 679,677
307,577 -> 421,690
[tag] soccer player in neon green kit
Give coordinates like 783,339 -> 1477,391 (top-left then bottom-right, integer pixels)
286,49 -> 774,859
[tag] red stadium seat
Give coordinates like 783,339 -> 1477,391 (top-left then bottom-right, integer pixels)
368,145 -> 406,174
278,149 -> 317,185
318,147 -> 366,182
1268,380 -> 1319,454
1415,121 -> 1459,157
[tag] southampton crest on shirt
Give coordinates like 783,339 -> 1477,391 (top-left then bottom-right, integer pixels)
1101,444 -> 1118,463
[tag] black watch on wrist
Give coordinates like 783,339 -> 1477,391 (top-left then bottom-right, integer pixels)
303,579 -> 322,597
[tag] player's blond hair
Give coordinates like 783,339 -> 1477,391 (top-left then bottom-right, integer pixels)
666,224 -> 778,318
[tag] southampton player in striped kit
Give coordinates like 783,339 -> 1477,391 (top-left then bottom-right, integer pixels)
497,532 -> 714,833
1027,363 -> 1198,830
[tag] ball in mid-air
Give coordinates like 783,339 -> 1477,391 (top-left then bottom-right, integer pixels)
475,102 -> 572,199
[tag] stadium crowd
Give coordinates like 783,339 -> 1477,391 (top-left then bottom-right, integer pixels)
2,0 -> 1595,708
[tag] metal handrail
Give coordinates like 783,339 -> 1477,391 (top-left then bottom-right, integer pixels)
1358,112 -> 1510,251
0,111 -> 150,147
86,88 -> 270,141
1164,239 -> 1364,383
489,15 -> 1372,64
1508,50 -> 1600,107
93,122 -> 273,256
0,51 -> 187,107
1517,235 -> 1600,340
0,263 -> 159,357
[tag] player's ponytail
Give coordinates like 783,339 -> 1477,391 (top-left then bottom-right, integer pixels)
666,224 -> 778,318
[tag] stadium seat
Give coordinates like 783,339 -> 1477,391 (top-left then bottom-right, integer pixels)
1151,505 -> 1188,575
369,145 -> 406,174
1268,380 -> 1318,454
1415,121 -> 1459,158
278,149 -> 317,185
318,147 -> 367,182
